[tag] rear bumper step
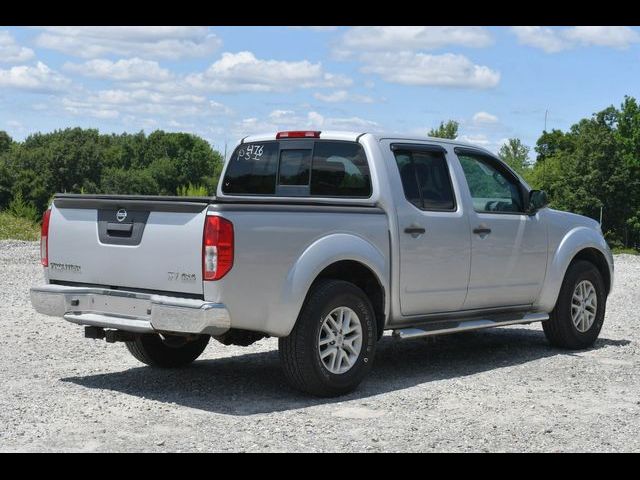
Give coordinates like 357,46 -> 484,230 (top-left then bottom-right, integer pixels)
392,312 -> 549,340
30,284 -> 230,336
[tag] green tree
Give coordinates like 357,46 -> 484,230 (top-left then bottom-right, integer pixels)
0,157 -> 13,208
534,129 -> 573,163
499,138 -> 530,175
0,127 -> 224,215
527,97 -> 640,248
0,131 -> 13,153
100,167 -> 159,195
428,120 -> 459,139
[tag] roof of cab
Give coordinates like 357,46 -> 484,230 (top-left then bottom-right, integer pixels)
240,131 -> 496,157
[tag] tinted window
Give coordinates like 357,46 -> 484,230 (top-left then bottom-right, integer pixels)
458,153 -> 524,213
222,140 -> 371,197
279,149 -> 311,186
222,142 -> 278,194
393,149 -> 455,211
310,142 -> 371,197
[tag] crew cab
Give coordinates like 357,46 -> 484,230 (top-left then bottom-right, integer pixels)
31,130 -> 614,396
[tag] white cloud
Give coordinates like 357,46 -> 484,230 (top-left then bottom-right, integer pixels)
511,26 -> 640,53
458,133 -> 491,147
360,52 -> 500,89
34,26 -> 221,59
313,90 -> 374,103
321,115 -> 380,131
564,26 -> 640,48
511,26 -> 568,53
0,62 -> 70,92
64,58 -> 173,81
339,26 -> 493,54
0,31 -> 34,63
229,110 -> 380,140
185,51 -> 352,93
288,26 -> 338,31
62,88 -> 230,120
268,110 -> 295,120
472,111 -> 499,124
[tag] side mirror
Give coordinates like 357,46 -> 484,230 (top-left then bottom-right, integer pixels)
528,190 -> 549,214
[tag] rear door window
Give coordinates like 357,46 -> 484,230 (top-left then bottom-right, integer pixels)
392,146 -> 456,211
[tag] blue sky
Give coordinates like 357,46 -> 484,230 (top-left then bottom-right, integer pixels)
1,26 -> 640,156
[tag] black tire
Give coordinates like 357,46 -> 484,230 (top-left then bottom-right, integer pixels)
125,333 -> 209,368
543,260 -> 606,349
279,279 -> 377,397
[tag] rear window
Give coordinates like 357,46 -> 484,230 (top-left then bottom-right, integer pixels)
222,140 -> 371,197
221,142 -> 279,195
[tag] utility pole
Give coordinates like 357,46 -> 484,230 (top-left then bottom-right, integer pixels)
599,206 -> 603,226
542,109 -> 548,189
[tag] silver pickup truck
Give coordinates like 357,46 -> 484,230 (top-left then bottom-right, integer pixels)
31,130 -> 614,396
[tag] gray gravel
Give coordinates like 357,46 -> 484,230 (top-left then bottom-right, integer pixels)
1,239 -> 639,452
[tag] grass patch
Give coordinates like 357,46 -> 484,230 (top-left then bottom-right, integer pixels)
611,247 -> 639,255
0,211 -> 40,241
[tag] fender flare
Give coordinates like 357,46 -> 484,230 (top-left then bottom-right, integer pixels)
537,226 -> 613,311
263,233 -> 389,337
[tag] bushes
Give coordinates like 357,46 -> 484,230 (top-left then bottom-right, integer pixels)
177,183 -> 209,197
7,192 -> 38,223
0,212 -> 40,241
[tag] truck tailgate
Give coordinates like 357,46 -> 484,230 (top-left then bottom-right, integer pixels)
47,195 -> 211,296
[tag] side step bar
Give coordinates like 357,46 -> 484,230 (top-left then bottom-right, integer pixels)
392,312 -> 549,340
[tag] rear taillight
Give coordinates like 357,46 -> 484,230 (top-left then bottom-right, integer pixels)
276,130 -> 321,139
40,208 -> 51,267
203,215 -> 234,281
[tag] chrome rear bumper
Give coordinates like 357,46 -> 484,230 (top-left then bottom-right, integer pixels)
30,284 -> 230,336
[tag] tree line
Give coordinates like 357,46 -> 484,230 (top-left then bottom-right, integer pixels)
0,128 -> 223,220
1,97 -> 639,250
429,96 -> 640,250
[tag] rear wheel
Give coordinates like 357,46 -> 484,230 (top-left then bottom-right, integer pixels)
543,260 -> 606,349
279,279 -> 377,397
125,333 -> 209,368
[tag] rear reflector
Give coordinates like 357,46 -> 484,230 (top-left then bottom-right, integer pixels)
203,215 -> 234,281
40,208 -> 51,267
276,131 -> 320,139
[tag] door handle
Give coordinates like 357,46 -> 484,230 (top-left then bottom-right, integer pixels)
473,227 -> 492,235
107,222 -> 133,234
404,226 -> 426,235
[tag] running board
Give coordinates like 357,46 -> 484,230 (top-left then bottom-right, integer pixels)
392,312 -> 549,340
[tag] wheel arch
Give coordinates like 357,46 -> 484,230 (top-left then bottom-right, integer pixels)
537,226 -> 613,311
309,260 -> 386,340
266,233 -> 389,338
570,247 -> 611,295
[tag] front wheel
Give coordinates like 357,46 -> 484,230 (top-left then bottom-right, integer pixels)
543,260 -> 606,349
279,279 -> 377,397
125,333 -> 209,368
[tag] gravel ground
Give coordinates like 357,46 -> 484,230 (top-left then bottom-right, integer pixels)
1,240 -> 639,452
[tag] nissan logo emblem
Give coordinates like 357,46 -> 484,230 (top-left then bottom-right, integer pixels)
116,209 -> 128,222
